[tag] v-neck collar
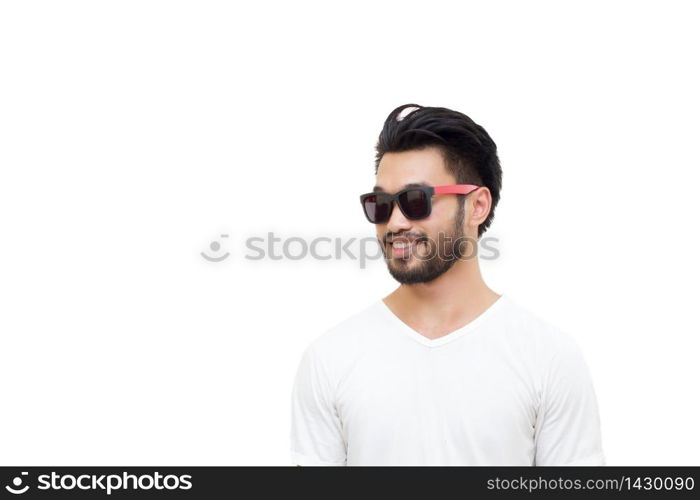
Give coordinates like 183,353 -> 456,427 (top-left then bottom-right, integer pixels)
378,294 -> 507,348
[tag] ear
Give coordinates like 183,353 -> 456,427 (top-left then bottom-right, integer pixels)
467,187 -> 492,233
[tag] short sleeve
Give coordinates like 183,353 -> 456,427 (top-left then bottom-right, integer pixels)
290,343 -> 347,466
534,335 -> 605,466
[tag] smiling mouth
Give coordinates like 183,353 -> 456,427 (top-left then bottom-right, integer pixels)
387,238 -> 425,259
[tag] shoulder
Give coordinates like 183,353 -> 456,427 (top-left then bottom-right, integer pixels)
300,300 -> 383,372
496,294 -> 587,365
309,300 -> 382,352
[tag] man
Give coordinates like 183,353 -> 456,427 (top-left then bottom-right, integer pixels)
289,104 -> 605,466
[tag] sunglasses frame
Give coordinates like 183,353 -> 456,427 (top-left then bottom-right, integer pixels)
359,184 -> 481,224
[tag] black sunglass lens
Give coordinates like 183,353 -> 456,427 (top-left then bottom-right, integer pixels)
363,195 -> 391,223
398,189 -> 429,219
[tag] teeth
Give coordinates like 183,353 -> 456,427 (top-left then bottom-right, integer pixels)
393,242 -> 410,249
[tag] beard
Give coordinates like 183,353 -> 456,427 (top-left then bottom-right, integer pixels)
382,204 -> 472,284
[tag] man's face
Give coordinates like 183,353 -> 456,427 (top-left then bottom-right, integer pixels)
374,147 -> 471,284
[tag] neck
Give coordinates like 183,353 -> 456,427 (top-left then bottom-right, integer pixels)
384,256 -> 500,324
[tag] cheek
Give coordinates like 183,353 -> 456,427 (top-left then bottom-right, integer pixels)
432,196 -> 459,216
422,208 -> 452,236
418,220 -> 459,254
433,198 -> 465,228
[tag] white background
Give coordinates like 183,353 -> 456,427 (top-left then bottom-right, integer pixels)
1,0 -> 698,465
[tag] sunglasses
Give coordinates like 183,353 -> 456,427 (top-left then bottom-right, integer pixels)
359,184 -> 481,224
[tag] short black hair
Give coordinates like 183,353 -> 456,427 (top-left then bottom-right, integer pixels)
374,103 -> 502,237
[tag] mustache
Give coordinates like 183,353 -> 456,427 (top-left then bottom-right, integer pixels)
383,232 -> 428,245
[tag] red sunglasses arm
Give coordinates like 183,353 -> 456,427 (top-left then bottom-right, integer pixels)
433,184 -> 481,195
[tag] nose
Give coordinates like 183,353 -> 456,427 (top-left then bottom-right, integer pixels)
384,201 -> 412,234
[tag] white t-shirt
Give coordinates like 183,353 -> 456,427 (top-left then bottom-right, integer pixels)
290,294 -> 605,466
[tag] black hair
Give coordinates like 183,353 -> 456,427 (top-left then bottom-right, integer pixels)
374,103 -> 502,237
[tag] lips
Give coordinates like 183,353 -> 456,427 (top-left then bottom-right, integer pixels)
386,236 -> 425,258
